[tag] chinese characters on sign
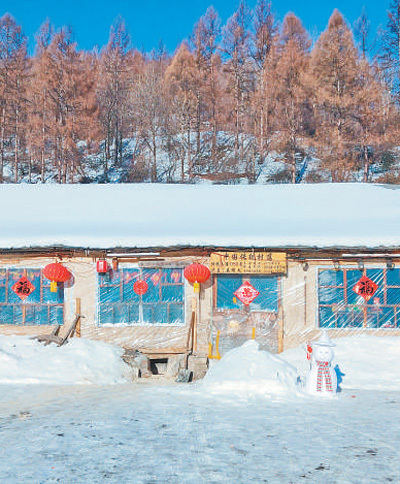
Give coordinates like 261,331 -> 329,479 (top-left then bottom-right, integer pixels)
353,275 -> 378,302
210,252 -> 287,274
11,276 -> 36,300
234,281 -> 260,306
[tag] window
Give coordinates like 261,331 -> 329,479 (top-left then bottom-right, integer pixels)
214,275 -> 279,312
98,267 -> 184,326
318,268 -> 400,328
0,268 -> 64,325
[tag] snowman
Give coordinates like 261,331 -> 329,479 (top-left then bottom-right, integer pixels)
305,331 -> 337,396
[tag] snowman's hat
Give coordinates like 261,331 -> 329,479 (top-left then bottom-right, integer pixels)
313,330 -> 336,347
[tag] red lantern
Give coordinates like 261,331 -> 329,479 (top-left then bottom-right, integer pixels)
43,262 -> 72,292
133,280 -> 148,296
96,260 -> 108,274
184,263 -> 211,293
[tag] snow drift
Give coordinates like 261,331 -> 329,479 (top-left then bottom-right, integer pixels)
282,335 -> 400,391
202,340 -> 299,396
1,333 -> 399,393
0,335 -> 130,385
202,335 -> 400,397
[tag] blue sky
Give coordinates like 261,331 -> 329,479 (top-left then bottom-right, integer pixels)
0,0 -> 390,53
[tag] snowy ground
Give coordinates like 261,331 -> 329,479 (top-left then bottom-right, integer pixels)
0,335 -> 399,484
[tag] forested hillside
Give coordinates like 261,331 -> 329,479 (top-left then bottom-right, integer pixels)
1,1 -> 400,184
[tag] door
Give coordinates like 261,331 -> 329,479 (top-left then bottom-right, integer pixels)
212,274 -> 280,356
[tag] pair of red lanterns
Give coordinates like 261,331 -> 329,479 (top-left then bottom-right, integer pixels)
42,261 -> 211,294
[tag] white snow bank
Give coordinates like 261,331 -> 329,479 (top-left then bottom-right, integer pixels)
1,183 -> 400,249
281,335 -> 400,391
202,340 -> 299,396
0,335 -> 130,385
201,335 -> 400,398
2,333 -> 399,391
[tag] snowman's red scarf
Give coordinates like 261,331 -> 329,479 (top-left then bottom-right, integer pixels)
316,361 -> 334,392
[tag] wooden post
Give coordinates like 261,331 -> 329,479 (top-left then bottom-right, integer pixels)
75,298 -> 81,338
191,296 -> 197,352
278,321 -> 284,353
186,311 -> 195,352
277,305 -> 284,353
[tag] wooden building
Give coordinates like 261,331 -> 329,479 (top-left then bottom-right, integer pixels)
1,183 -> 400,375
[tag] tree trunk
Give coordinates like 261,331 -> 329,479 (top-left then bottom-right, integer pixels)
14,102 -> 20,183
291,152 -> 296,184
114,119 -> 119,165
14,132 -> 19,183
0,106 -> 6,182
28,152 -> 32,183
196,91 -> 201,155
363,144 -> 369,183
186,123 -> 191,182
151,131 -> 157,182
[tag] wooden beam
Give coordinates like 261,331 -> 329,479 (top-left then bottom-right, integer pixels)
75,298 -> 81,338
137,348 -> 188,357
191,297 -> 197,352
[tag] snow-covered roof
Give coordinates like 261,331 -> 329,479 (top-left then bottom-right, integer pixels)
1,183 -> 400,250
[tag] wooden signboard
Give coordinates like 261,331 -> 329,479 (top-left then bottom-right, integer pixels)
210,252 -> 287,274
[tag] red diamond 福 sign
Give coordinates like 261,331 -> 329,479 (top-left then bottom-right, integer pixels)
353,275 -> 378,302
234,281 -> 259,306
11,276 -> 36,300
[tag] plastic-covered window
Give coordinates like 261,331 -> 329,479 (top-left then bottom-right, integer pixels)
0,268 -> 64,325
215,275 -> 279,312
98,268 -> 184,326
319,268 -> 400,328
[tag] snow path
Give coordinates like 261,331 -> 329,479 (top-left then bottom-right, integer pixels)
0,383 -> 399,484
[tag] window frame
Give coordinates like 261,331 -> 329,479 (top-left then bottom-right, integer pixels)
0,266 -> 65,326
317,265 -> 400,329
213,273 -> 281,313
96,265 -> 186,327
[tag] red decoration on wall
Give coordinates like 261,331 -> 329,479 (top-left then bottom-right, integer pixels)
96,260 -> 108,274
43,263 -> 71,283
184,263 -> 211,292
171,270 -> 181,283
133,280 -> 148,296
12,276 -> 35,300
353,275 -> 378,302
306,343 -> 313,361
150,272 -> 161,286
234,281 -> 259,306
43,262 -> 72,292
